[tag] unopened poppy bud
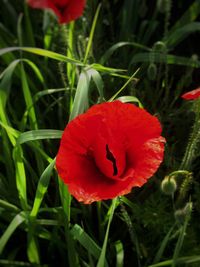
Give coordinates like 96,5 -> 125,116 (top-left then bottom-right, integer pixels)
157,0 -> 170,13
147,63 -> 157,81
191,54 -> 198,61
174,202 -> 193,224
153,41 -> 166,53
161,176 -> 177,195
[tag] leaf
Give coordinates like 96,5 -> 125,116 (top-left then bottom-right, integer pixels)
0,47 -> 83,65
115,240 -> 124,267
0,121 -> 19,143
90,69 -> 104,102
30,159 -> 55,218
0,259 -> 40,266
117,96 -> 143,108
69,70 -> 91,120
13,146 -> 28,210
16,130 -> 63,146
20,63 -> 38,130
166,22 -> 200,49
148,256 -> 200,267
58,178 -> 71,222
97,198 -> 117,267
0,59 -> 20,106
131,52 -> 200,68
33,88 -> 68,103
70,224 -> 102,259
22,59 -> 44,83
153,224 -> 176,263
27,233 -> 40,264
0,199 -> 20,213
83,4 -> 101,64
172,203 -> 192,267
168,1 -> 200,34
100,41 -> 150,65
109,70 -> 139,102
0,212 -> 27,254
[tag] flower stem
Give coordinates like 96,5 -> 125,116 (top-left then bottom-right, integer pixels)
180,98 -> 200,170
119,197 -> 142,267
97,198 -> 117,267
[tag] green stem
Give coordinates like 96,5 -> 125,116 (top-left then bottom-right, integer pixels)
96,198 -> 117,267
83,4 -> 101,64
180,99 -> 200,170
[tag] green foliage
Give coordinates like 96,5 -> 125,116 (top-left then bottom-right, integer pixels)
1,0 -> 200,266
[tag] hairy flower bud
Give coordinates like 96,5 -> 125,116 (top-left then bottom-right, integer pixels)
157,0 -> 170,13
161,175 -> 177,195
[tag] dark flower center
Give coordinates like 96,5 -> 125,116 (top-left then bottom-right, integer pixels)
54,1 -> 69,15
92,137 -> 126,180
106,144 -> 118,176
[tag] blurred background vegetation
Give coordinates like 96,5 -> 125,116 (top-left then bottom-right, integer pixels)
0,0 -> 200,266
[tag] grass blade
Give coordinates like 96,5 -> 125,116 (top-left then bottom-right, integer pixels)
16,130 -> 63,145
117,96 -> 143,108
131,52 -> 200,67
0,199 -> 20,213
100,41 -> 150,65
0,259 -> 41,266
96,198 -> 117,267
168,1 -> 200,34
83,4 -> 101,64
148,256 -> 200,267
172,203 -> 192,267
90,68 -> 104,102
20,62 -> 38,130
69,70 -> 91,120
13,146 -> 28,210
109,70 -> 139,102
0,47 -> 83,65
166,22 -> 200,49
70,224 -> 102,260
115,240 -> 124,267
0,212 -> 27,254
30,159 -> 55,218
153,224 -> 176,263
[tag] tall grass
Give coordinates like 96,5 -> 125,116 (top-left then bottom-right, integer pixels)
0,1 -> 200,266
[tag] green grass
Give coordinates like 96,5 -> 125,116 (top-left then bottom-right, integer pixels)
1,0 -> 200,266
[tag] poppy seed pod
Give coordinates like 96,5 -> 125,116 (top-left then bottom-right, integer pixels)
157,0 -> 170,13
153,41 -> 167,53
161,175 -> 177,195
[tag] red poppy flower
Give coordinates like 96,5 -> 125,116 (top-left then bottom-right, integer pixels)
56,101 -> 165,204
181,87 -> 200,100
27,0 -> 86,24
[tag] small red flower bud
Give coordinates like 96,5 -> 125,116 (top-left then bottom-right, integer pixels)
181,87 -> 200,100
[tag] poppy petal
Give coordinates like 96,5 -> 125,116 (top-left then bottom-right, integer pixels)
27,0 -> 85,24
181,87 -> 200,100
56,101 -> 166,204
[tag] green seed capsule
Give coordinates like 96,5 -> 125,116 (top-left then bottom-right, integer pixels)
153,41 -> 166,53
157,0 -> 170,13
161,175 -> 177,195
